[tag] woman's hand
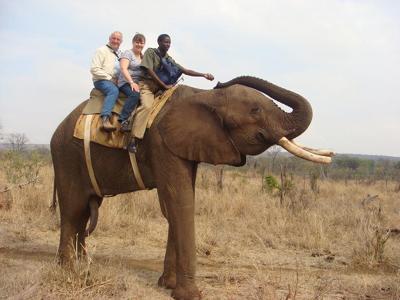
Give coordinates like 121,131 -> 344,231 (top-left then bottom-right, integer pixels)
130,81 -> 140,92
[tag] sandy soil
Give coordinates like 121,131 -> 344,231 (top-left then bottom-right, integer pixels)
1,220 -> 399,299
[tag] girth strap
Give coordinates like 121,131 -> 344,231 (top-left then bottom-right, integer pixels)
84,114 -> 102,197
129,152 -> 145,190
83,114 -> 145,194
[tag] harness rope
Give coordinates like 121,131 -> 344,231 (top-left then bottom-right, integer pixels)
84,114 -> 102,197
83,115 -> 146,197
128,152 -> 145,190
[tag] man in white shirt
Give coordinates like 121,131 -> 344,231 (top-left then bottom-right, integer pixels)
90,31 -> 123,132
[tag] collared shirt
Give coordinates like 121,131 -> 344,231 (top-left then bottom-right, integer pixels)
90,45 -> 121,82
140,48 -> 182,81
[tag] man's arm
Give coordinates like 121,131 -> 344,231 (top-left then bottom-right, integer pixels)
145,67 -> 172,90
90,48 -> 113,80
180,67 -> 214,81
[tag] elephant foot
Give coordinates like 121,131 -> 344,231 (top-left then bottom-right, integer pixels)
57,253 -> 75,271
171,284 -> 201,300
158,272 -> 176,289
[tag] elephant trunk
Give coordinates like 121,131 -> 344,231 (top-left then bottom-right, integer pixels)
214,76 -> 313,140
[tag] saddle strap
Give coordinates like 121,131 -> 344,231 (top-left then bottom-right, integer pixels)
129,152 -> 146,190
84,115 -> 102,197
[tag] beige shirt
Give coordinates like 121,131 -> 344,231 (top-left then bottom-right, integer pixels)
90,45 -> 120,82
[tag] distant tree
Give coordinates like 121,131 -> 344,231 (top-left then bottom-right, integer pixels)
345,158 -> 360,171
7,133 -> 29,152
267,145 -> 281,173
334,156 -> 361,176
0,121 -> 4,143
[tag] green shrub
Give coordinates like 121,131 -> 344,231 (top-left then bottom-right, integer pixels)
264,175 -> 280,193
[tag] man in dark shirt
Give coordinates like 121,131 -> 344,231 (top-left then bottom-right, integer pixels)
132,34 -> 214,139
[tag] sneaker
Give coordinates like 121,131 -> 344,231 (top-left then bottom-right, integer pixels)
120,120 -> 131,133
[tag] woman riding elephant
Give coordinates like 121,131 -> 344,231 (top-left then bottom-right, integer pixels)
117,33 -> 146,133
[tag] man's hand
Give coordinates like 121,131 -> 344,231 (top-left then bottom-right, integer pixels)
204,73 -> 214,81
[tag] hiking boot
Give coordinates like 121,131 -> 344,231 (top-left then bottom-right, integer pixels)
101,116 -> 116,132
120,120 -> 131,133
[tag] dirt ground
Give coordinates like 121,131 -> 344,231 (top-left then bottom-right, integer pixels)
1,222 -> 399,299
1,167 -> 399,299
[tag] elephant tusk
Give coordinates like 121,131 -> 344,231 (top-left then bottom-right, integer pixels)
278,137 -> 332,164
290,140 -> 335,157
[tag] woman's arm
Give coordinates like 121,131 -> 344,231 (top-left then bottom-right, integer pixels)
120,58 -> 139,92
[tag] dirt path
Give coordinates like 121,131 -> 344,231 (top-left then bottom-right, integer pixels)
1,222 -> 399,299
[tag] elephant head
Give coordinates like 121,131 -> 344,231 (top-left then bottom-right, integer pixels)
158,76 -> 333,166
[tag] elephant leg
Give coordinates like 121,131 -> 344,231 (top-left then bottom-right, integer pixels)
158,221 -> 177,289
161,163 -> 198,291
156,158 -> 200,300
158,163 -> 198,290
59,212 -> 89,267
57,187 -> 94,268
58,218 -> 79,268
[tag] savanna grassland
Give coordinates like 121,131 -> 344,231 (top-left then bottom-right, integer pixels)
0,150 -> 399,299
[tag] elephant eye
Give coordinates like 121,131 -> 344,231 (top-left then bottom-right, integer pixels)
250,107 -> 262,114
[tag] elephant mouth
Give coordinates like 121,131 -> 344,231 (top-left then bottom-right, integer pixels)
255,130 -> 269,145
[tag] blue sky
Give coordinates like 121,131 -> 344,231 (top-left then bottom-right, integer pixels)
0,0 -> 399,156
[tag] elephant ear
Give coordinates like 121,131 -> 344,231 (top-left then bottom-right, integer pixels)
157,92 -> 244,166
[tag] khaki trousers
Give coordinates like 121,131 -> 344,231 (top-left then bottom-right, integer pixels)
132,80 -> 160,139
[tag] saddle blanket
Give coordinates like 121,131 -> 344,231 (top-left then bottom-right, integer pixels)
73,85 -> 179,149
82,88 -> 127,115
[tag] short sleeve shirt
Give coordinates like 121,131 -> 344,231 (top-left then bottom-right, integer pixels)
140,48 -> 183,80
117,49 -> 143,87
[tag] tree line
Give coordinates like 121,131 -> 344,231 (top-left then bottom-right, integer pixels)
244,146 -> 400,184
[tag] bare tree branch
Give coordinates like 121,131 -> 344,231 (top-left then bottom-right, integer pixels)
7,133 -> 29,152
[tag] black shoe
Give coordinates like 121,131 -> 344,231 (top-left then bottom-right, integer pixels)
120,120 -> 131,133
128,139 -> 137,153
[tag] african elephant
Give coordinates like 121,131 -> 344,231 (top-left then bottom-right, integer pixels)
50,76 -> 332,300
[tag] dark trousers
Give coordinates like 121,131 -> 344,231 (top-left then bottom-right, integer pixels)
118,83 -> 140,122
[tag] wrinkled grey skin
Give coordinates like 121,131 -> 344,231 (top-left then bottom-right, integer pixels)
51,76 -> 312,300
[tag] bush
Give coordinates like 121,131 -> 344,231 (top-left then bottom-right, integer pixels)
264,175 -> 280,193
0,150 -> 44,186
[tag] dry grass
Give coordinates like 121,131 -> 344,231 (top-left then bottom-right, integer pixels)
1,163 -> 399,299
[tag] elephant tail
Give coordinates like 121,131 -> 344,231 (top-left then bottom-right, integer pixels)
85,199 -> 99,236
49,177 -> 57,212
